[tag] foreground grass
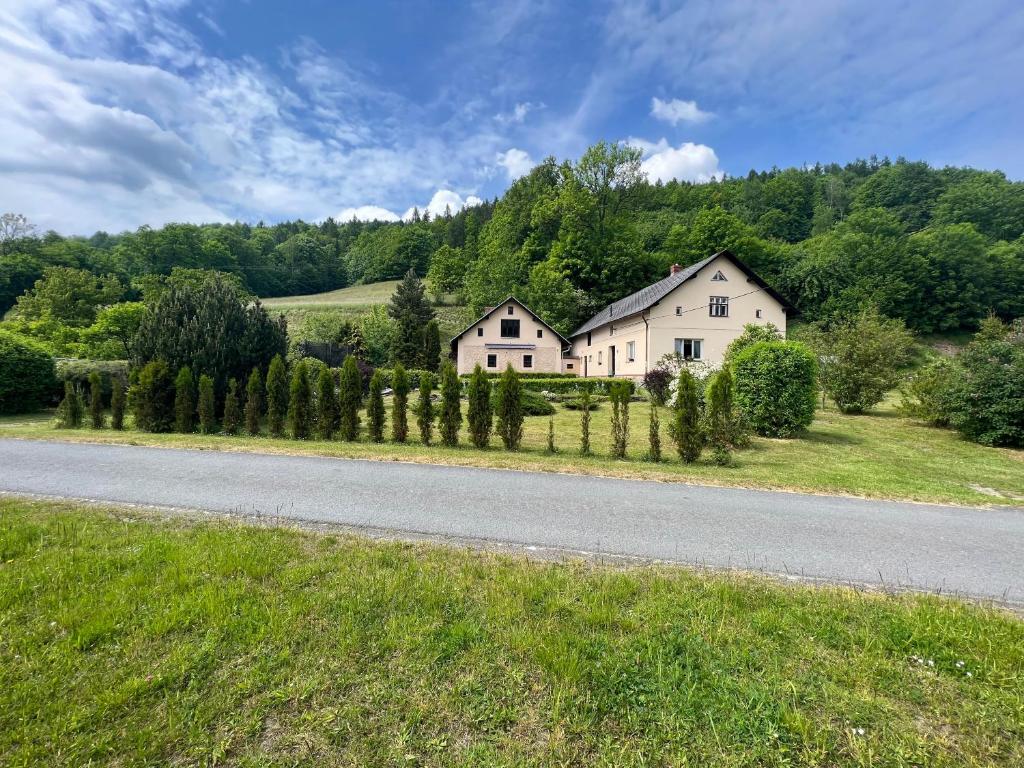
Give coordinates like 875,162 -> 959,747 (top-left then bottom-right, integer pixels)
2,398 -> 1022,507
1,499 -> 1021,766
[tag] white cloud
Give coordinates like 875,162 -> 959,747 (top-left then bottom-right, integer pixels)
495,101 -> 543,123
336,205 -> 400,222
650,97 -> 713,126
629,138 -> 723,183
495,148 -> 535,180
402,189 -> 484,220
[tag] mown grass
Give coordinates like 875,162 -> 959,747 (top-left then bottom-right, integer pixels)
1,498 -> 1021,766
261,280 -> 406,308
2,397 -> 1022,507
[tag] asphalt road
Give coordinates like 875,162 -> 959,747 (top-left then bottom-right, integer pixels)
2,438 -> 1022,603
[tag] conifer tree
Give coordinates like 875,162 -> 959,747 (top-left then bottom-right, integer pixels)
197,374 -> 215,433
672,369 -> 703,463
466,364 -> 492,449
579,383 -> 593,456
438,359 -> 462,446
387,268 -> 435,367
646,401 -> 661,462
416,371 -> 435,445
546,416 -> 556,454
391,363 -> 410,442
131,360 -> 174,432
705,367 -> 735,466
245,367 -> 263,436
288,359 -> 312,439
609,380 -> 634,458
367,369 -> 385,442
495,364 -> 523,450
174,365 -> 195,433
338,355 -> 362,441
56,381 -> 84,428
110,377 -> 126,430
266,355 -> 288,437
315,366 -> 338,440
422,319 -> 442,373
88,370 -> 105,429
222,378 -> 241,434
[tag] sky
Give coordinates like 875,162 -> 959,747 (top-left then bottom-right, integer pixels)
1,0 -> 1022,235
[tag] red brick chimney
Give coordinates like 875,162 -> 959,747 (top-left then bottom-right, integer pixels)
669,264 -> 683,275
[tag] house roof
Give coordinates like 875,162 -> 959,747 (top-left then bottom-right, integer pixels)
570,250 -> 796,338
449,295 -> 571,354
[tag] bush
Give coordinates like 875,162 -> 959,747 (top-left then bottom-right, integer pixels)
609,380 -> 634,458
438,360 -> 462,446
245,368 -> 263,436
110,378 -> 126,430
367,369 -> 385,443
391,363 -> 410,443
466,364 -> 492,449
724,323 -> 784,363
459,372 -> 580,380
88,370 -> 105,429
54,359 -> 128,402
174,366 -> 195,433
705,366 -> 746,459
899,359 -> 953,426
562,397 -> 601,411
0,329 -> 56,414
198,374 -> 216,434
338,355 -> 363,441
222,378 -> 241,435
671,369 -> 702,463
266,355 -> 288,437
288,360 -> 312,440
416,372 -> 435,445
55,381 -> 84,428
131,360 -> 175,432
516,377 -> 619,394
521,388 -> 555,416
375,367 -> 433,391
642,368 -> 674,406
495,365 -> 524,450
315,366 -> 338,440
733,341 -> 818,438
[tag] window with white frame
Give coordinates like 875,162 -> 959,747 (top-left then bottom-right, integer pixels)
674,338 -> 703,360
626,340 -> 635,362
709,296 -> 729,317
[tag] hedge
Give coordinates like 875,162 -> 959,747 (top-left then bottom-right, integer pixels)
459,371 -> 580,380
55,359 -> 129,400
518,377 -> 621,394
373,368 -> 434,391
732,341 -> 817,438
0,329 -> 57,414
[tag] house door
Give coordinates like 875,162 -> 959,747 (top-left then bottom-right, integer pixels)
608,345 -> 616,376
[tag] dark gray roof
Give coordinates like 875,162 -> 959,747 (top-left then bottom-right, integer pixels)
570,253 -> 720,337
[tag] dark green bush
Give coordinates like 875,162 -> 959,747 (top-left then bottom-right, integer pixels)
198,374 -> 216,434
288,360 -> 312,440
222,378 -> 241,435
0,329 -> 56,414
245,368 -> 263,436
338,355 -> 362,441
391,363 -> 410,443
110,379 -> 126,430
367,369 -> 385,443
521,389 -> 555,416
315,366 -> 338,440
671,370 -> 703,463
266,355 -> 288,437
562,397 -> 601,411
55,359 -> 128,401
733,341 -> 818,438
375,367 -> 432,391
55,381 -> 84,428
174,366 -> 195,433
517,377 -> 619,394
899,360 -> 953,426
88,370 -> 105,429
130,360 -> 175,432
496,365 -> 524,450
416,372 -> 435,445
466,364 -> 492,449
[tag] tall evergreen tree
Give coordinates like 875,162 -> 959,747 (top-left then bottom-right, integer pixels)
672,369 -> 703,463
288,359 -> 312,439
245,367 -> 263,436
265,355 -> 288,437
222,378 -> 241,434
466,364 -> 492,449
88,370 -> 105,429
609,380 -> 634,458
367,369 -> 385,443
438,359 -> 462,446
495,364 -> 524,450
422,320 -> 442,372
705,367 -> 736,465
130,360 -> 174,433
56,381 -> 84,428
391,363 -> 410,442
315,366 -> 338,440
546,416 -> 556,454
110,377 -> 126,430
387,268 -> 435,367
579,383 -> 593,456
416,371 -> 435,445
646,401 -> 661,462
174,365 -> 195,433
197,374 -> 216,434
338,355 -> 362,441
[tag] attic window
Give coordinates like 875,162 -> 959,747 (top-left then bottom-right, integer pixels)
537,329 -> 543,338
711,270 -> 728,281
507,305 -> 514,315
755,309 -> 763,319
675,306 -> 682,316
477,327 -> 484,337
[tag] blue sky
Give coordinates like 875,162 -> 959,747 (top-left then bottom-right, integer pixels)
1,0 -> 1022,234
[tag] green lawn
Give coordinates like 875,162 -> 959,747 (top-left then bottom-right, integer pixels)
1,499 -> 1020,766
262,280 -> 404,309
2,397 -> 1022,507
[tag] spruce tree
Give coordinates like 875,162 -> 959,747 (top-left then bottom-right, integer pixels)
672,369 -> 703,463
387,268 -> 435,367
174,365 -> 195,433
88,370 -> 105,429
609,380 -> 634,458
438,359 -> 462,446
495,364 -> 523,451
416,371 -> 435,445
198,374 -> 216,434
110,377 -> 126,430
391,363 -> 410,442
266,355 -> 288,437
222,378 -> 241,435
245,367 -> 263,436
338,355 -> 362,441
288,359 -> 312,439
315,366 -> 338,440
56,381 -> 84,428
579,383 -> 593,456
367,369 -> 385,442
466,364 -> 492,449
422,319 -> 442,373
646,401 -> 661,462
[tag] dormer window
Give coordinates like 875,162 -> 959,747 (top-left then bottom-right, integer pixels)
711,270 -> 727,282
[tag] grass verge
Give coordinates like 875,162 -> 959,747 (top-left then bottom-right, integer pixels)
2,398 -> 1022,507
1,498 -> 1021,766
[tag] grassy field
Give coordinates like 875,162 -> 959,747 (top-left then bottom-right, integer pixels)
3,397 -> 1022,507
1,498 -> 1021,766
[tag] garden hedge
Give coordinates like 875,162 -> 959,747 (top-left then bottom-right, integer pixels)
732,341 -> 818,438
55,359 -> 129,400
0,329 -> 57,414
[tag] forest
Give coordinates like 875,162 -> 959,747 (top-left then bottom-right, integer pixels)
2,143 -> 1023,338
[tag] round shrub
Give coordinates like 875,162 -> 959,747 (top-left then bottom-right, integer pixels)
733,341 -> 818,438
0,329 -> 56,414
521,388 -> 555,416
